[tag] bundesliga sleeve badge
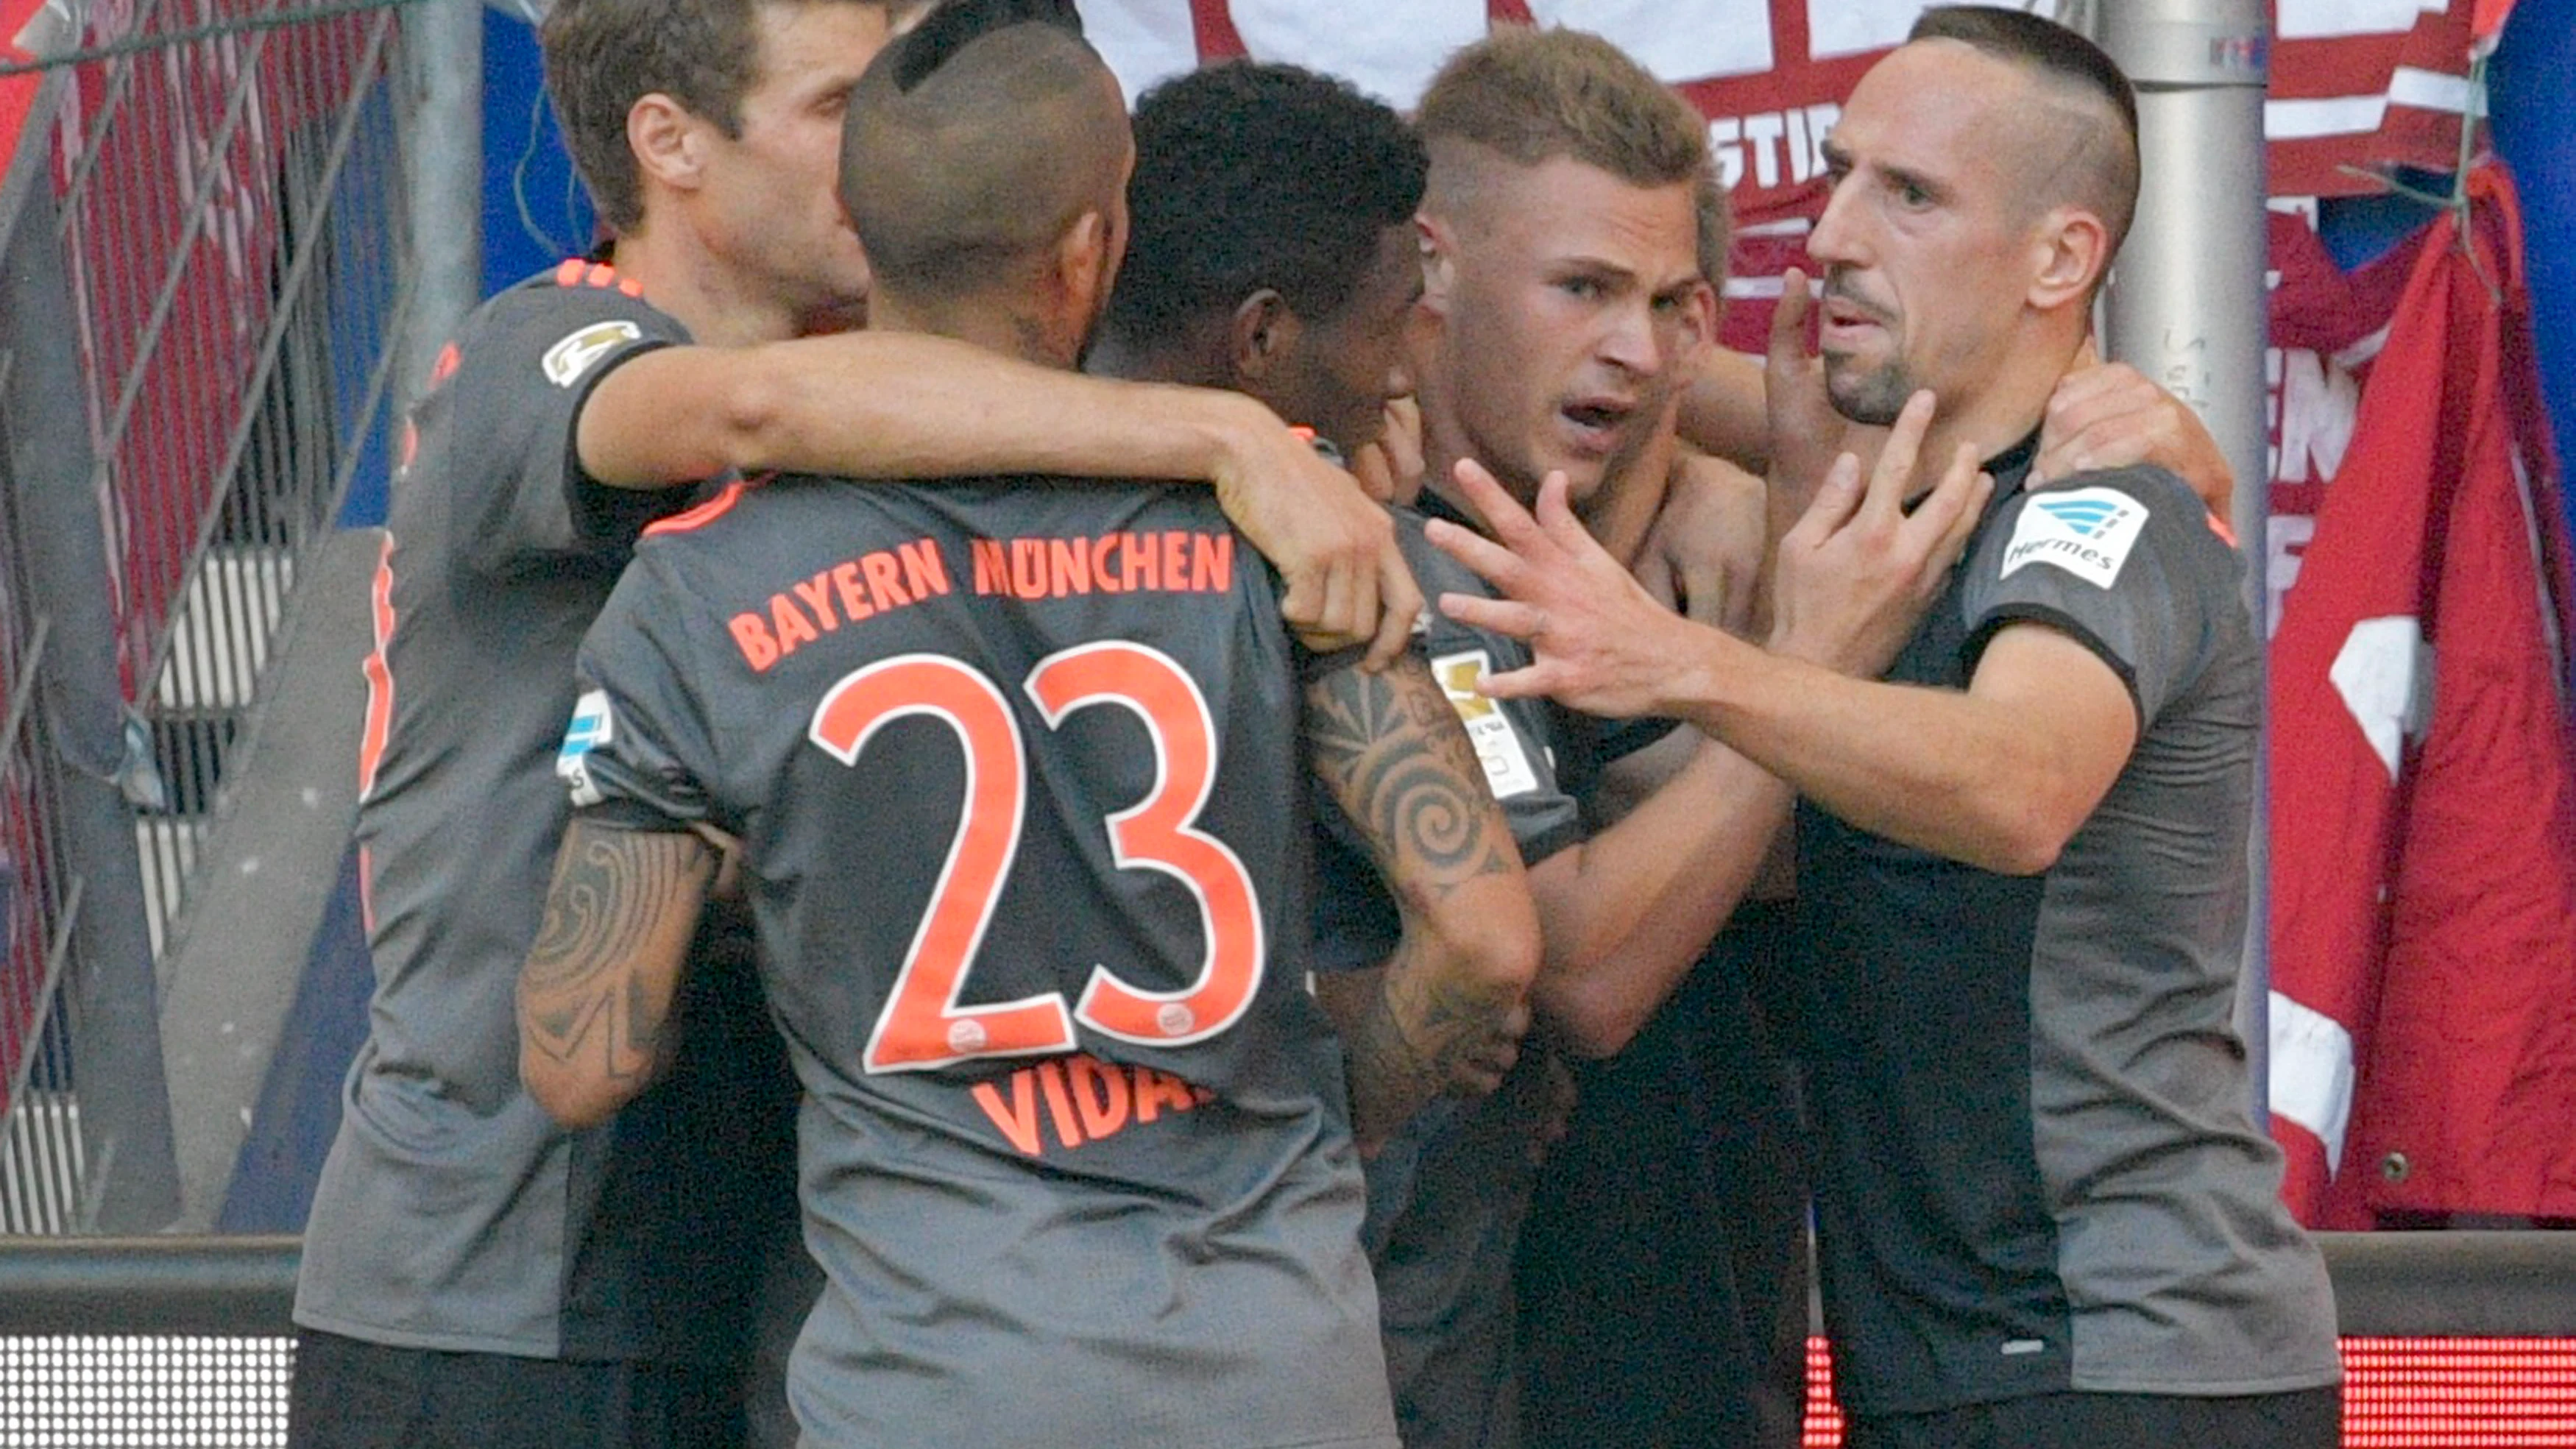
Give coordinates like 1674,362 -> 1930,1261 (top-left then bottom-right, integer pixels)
542,320 -> 643,388
556,689 -> 615,807
2000,486 -> 2149,589
1432,650 -> 1541,799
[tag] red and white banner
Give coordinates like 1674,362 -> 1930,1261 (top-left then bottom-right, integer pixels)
1078,1 -> 2505,218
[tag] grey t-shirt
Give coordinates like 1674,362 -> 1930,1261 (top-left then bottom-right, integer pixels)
565,472 -> 1399,1448
296,262 -> 797,1361
1794,456 -> 2341,1414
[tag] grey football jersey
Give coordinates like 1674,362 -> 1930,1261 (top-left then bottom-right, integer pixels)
567,472 -> 1399,1448
1796,459 -> 2340,1414
297,262 -> 796,1361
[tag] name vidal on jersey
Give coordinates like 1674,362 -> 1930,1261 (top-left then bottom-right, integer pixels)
727,530 -> 1237,672
972,1052 -> 1217,1158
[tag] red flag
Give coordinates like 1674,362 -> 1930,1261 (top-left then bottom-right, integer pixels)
2267,162 -> 2576,1227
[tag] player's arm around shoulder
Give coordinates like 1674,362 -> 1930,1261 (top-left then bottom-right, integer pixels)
578,332 -> 1421,666
517,815 -> 720,1128
1302,650 -> 1539,1152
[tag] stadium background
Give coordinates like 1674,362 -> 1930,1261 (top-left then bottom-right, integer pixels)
1,0 -> 2572,1443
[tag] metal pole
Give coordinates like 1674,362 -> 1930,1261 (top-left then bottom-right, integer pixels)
400,0 -> 482,410
2092,0 -> 2274,1116
0,184 -> 183,1232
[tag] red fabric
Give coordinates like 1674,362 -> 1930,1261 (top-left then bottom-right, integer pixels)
0,0 -> 43,171
2271,4 -> 2488,198
2267,163 -> 2576,1226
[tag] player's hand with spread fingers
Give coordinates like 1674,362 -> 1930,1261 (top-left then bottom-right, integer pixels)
2037,336 -> 2234,521
1208,401 -> 1423,669
1766,389 -> 1992,677
1425,459 -> 1699,721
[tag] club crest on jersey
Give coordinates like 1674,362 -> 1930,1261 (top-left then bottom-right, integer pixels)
1432,650 -> 1540,799
2000,486 -> 2148,589
557,690 -> 615,807
541,320 -> 642,388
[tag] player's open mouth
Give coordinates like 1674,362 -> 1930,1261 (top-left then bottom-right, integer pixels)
1560,400 -> 1631,450
1819,299 -> 1889,348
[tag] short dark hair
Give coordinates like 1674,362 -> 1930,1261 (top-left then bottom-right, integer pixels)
1909,5 -> 2140,252
1105,62 -> 1426,348
840,13 -> 1125,301
542,0 -> 902,235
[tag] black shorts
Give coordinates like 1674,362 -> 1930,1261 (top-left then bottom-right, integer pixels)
1844,1385 -> 2342,1449
286,1330 -> 743,1449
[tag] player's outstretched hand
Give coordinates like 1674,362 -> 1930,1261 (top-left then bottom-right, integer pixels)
1424,459 -> 1693,720
1767,389 -> 1990,678
1211,412 -> 1422,669
2037,337 -> 2234,523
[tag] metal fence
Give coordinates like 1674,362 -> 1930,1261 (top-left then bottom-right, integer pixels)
0,0 -> 417,1232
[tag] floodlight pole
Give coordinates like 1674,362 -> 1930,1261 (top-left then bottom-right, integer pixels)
2092,0 -> 2276,1116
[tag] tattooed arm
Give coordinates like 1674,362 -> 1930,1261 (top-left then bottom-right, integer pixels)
517,818 -> 720,1127
1304,654 -> 1540,1152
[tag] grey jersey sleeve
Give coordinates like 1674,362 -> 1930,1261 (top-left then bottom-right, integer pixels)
444,278 -> 690,581
1958,466 -> 2248,729
1309,511 -> 1580,974
556,552 -> 728,837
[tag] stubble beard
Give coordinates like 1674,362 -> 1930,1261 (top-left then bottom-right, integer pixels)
1822,351 -> 1915,428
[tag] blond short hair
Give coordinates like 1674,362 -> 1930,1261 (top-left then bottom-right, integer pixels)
1418,26 -> 1725,276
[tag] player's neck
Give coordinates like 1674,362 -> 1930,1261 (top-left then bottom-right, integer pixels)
1082,330 -> 1218,393
596,226 -> 801,349
1916,323 -> 2087,485
871,292 -> 1081,371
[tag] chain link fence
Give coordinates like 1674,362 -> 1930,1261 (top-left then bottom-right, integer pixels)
0,0 -> 418,1233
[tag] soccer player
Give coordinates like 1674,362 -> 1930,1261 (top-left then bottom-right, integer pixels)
515,14 -> 1537,1448
291,0 -> 1424,1445
1434,10 -> 2342,1448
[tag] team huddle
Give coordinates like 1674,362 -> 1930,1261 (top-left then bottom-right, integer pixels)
291,2 -> 2342,1447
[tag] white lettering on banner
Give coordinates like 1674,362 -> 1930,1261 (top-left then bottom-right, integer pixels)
2276,0 -> 2432,40
2331,616 -> 2432,782
1710,104 -> 1838,192
1080,0 -> 1199,106
1227,0 -> 1484,108
2272,347 -> 2360,486
1530,0 -> 1774,83
2268,990 -> 2357,1175
2266,515 -> 2315,637
1805,0 -> 1931,61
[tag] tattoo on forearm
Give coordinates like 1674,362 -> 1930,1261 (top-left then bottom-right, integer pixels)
1344,942 -> 1518,1146
519,825 -> 713,1084
1307,662 -> 1513,896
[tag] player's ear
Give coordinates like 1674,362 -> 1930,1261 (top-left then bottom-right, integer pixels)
628,93 -> 707,196
2026,203 -> 2109,314
1055,208 -> 1113,336
1228,290 -> 1295,383
1416,212 -> 1458,316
